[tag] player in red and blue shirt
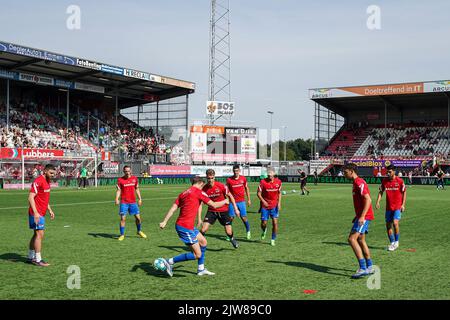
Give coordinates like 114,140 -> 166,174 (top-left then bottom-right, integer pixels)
376,165 -> 406,251
257,168 -> 282,246
115,166 -> 146,241
343,163 -> 375,279
159,176 -> 229,277
201,169 -> 240,248
226,165 -> 252,239
27,164 -> 57,267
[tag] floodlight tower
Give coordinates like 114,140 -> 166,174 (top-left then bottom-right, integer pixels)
208,0 -> 232,124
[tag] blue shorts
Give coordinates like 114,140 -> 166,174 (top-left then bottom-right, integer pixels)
175,224 -> 199,245
351,220 -> 371,234
229,201 -> 247,218
261,207 -> 279,221
385,210 -> 401,223
119,203 -> 140,216
29,216 -> 45,230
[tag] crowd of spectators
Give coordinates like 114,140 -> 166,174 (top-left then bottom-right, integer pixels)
0,101 -> 95,152
0,99 -> 173,158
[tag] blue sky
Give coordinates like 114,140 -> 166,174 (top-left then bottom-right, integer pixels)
1,0 -> 450,139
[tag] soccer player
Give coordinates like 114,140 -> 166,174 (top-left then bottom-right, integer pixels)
200,169 -> 240,248
226,165 -> 252,239
436,168 -> 445,190
313,169 -> 318,186
78,166 -> 88,189
257,168 -> 282,246
27,164 -> 57,267
298,170 -> 310,195
159,176 -> 229,277
115,166 -> 147,241
375,165 -> 406,251
343,163 -> 375,279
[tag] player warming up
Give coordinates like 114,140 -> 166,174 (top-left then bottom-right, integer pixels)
298,170 -> 310,195
257,168 -> 282,246
116,166 -> 146,241
376,165 -> 406,251
27,164 -> 57,267
159,177 -> 229,277
343,163 -> 375,279
201,169 -> 240,248
226,165 -> 252,239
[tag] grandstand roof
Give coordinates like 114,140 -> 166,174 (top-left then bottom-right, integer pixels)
310,80 -> 450,117
0,41 -> 195,109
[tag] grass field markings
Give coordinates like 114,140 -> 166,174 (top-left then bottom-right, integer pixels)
0,183 -> 350,196
0,188 -> 184,196
0,192 -> 305,211
0,196 -> 186,210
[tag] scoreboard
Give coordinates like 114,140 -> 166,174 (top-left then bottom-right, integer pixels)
190,126 -> 257,163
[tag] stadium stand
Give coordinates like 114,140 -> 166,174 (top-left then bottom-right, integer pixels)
321,123 -> 371,159
0,98 -> 171,158
0,101 -> 96,153
354,122 -> 450,159
319,122 -> 450,162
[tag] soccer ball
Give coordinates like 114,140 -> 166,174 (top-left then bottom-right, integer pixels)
153,258 -> 167,271
292,189 -> 296,193
282,191 -> 287,195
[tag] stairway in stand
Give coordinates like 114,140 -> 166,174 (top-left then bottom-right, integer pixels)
347,128 -> 371,158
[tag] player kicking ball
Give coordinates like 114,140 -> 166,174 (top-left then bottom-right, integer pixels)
257,168 -> 282,246
27,164 -> 57,267
200,169 -> 240,249
116,166 -> 147,241
343,163 -> 375,279
376,165 -> 406,251
226,165 -> 252,239
159,177 -> 229,277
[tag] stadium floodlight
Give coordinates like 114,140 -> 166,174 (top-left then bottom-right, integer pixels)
267,111 -> 274,164
281,126 -> 287,162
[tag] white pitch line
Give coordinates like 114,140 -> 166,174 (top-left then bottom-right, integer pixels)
0,196 -> 177,211
0,192 -> 306,211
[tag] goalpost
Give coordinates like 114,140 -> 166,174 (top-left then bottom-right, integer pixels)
20,153 -> 98,190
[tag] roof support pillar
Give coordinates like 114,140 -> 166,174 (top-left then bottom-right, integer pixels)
66,90 -> 70,130
6,79 -> 10,132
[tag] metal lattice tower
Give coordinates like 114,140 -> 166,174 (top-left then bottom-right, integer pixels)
208,0 -> 232,124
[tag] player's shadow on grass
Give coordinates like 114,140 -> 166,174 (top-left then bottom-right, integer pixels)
322,241 -> 386,251
158,245 -> 231,253
88,233 -> 118,239
131,262 -> 187,278
205,233 -> 258,245
0,253 -> 29,264
267,260 -> 353,277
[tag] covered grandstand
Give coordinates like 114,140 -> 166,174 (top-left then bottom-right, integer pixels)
310,81 -> 450,176
0,41 -> 195,185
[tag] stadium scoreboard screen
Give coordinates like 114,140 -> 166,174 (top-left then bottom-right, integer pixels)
190,125 -> 257,163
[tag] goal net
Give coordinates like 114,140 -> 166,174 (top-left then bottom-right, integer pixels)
0,153 -> 98,190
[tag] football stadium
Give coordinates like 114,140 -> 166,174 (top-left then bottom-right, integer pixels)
1,1 -> 450,310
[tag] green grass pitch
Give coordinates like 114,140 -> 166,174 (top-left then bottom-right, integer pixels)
0,183 -> 449,300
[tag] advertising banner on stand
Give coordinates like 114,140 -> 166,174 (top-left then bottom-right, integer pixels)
149,165 -> 191,176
